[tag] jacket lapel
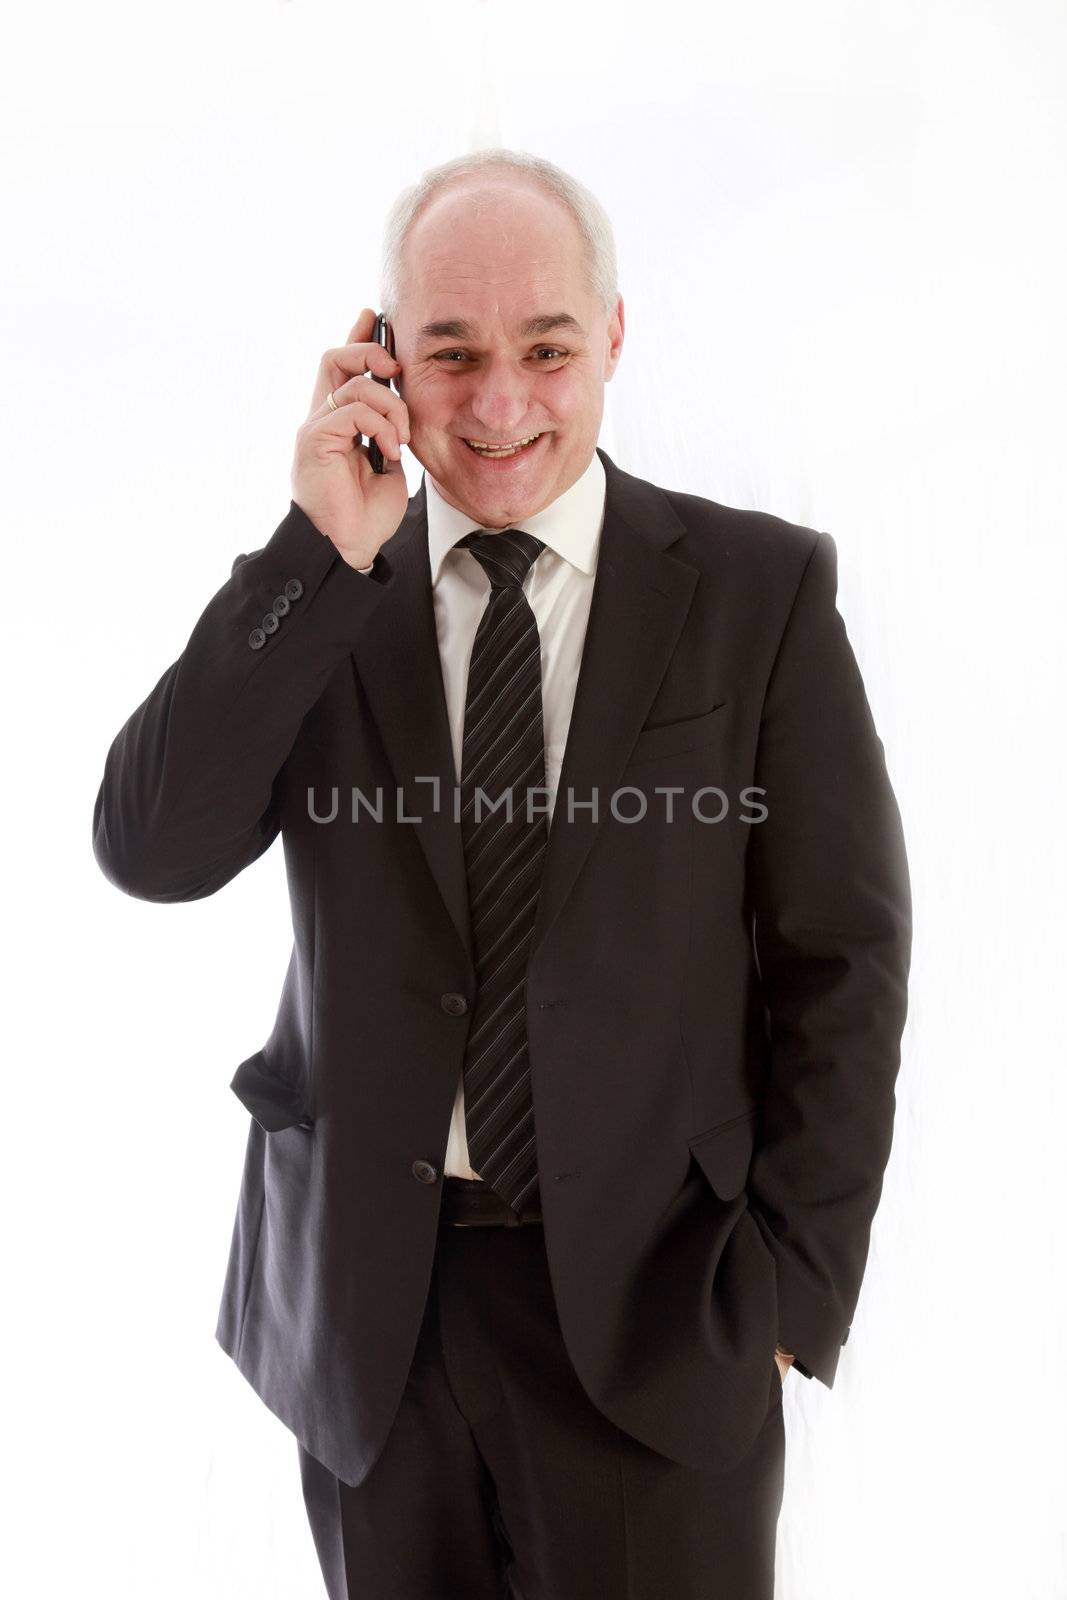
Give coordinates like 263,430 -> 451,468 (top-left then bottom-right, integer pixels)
352,447 -> 699,968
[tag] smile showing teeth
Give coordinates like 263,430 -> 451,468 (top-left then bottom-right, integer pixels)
464,434 -> 541,458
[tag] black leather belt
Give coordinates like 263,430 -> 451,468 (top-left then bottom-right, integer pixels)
440,1175 -> 544,1228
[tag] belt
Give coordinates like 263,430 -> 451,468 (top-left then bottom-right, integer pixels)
440,1175 -> 544,1228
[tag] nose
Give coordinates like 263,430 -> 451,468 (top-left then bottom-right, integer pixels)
466,359 -> 535,437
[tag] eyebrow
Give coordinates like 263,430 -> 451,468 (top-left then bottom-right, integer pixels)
415,312 -> 586,347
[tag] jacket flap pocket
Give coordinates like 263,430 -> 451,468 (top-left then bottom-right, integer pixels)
625,701 -> 727,769
229,1050 -> 313,1132
688,1105 -> 759,1200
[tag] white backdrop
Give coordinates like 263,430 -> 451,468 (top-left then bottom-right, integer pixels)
3,0 -> 1065,1595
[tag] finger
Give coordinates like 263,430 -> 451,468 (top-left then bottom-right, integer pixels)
344,307 -> 378,345
309,344 -> 400,419
307,310 -> 399,414
303,395 -> 405,462
308,346 -> 399,418
309,372 -> 409,442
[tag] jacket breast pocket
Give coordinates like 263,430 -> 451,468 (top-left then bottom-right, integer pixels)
688,1104 -> 759,1200
624,701 -> 727,769
229,1049 -> 314,1132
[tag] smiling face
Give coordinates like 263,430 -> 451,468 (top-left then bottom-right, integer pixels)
390,176 -> 624,529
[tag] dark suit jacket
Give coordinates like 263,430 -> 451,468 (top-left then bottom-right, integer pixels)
92,445 -> 911,1487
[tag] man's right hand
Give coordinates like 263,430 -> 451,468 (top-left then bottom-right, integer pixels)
291,307 -> 411,569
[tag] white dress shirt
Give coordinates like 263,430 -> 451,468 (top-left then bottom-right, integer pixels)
360,448 -> 607,1179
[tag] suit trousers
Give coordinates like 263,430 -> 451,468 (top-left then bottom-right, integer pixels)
297,1183 -> 786,1599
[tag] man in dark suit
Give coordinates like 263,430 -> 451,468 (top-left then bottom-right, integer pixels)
92,150 -> 911,1599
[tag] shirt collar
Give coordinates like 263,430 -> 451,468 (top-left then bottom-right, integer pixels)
424,446 -> 606,588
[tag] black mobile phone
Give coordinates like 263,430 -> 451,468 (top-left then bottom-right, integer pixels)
368,312 -> 396,474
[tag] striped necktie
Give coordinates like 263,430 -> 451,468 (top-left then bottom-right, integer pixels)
455,527 -> 548,1217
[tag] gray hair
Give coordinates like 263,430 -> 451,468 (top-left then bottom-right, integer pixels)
378,148 -> 618,323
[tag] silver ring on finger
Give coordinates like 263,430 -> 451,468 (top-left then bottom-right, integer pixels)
326,389 -> 339,411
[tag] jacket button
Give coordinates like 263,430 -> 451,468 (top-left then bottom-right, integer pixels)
285,577 -> 304,601
272,593 -> 291,617
412,1159 -> 438,1184
440,992 -> 468,1015
248,627 -> 266,650
261,611 -> 280,634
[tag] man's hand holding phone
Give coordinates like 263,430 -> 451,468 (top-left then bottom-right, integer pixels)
291,307 -> 409,569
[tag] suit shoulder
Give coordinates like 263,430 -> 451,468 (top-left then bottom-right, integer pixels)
661,482 -> 823,575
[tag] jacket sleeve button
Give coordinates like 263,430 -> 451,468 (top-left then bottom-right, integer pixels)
440,992 -> 468,1015
273,593 -> 291,617
412,1160 -> 439,1184
248,627 -> 267,650
261,612 -> 280,634
285,577 -> 304,601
